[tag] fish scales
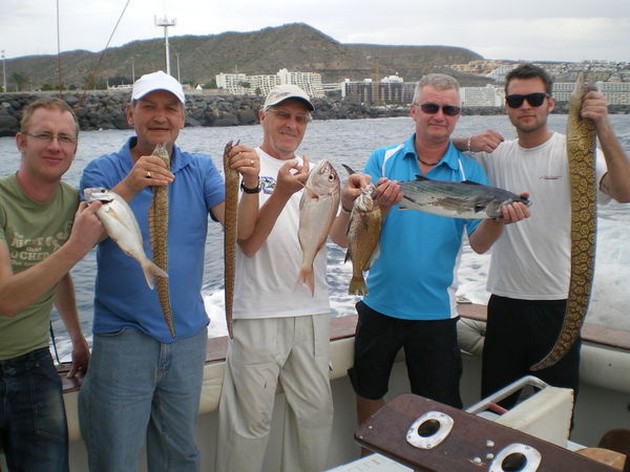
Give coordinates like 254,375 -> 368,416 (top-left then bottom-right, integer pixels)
149,143 -> 175,338
84,187 -> 168,289
298,160 -> 340,295
399,176 -> 530,219
346,183 -> 381,296
531,73 -> 598,371
222,140 -> 239,339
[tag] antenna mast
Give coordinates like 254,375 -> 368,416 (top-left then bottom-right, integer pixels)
155,15 -> 176,76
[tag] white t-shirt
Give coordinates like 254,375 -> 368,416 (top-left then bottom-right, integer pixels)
233,148 -> 331,319
473,132 -> 608,300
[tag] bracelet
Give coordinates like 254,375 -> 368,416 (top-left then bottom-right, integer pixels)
467,136 -> 472,152
240,180 -> 261,194
340,205 -> 352,215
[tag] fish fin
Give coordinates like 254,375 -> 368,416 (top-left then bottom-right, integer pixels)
460,180 -> 484,187
142,260 -> 169,290
365,245 -> 380,270
344,247 -> 352,263
342,164 -> 356,175
348,277 -> 368,296
398,195 -> 418,210
413,175 -> 430,181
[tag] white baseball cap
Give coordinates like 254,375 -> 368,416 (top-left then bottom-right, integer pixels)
263,84 -> 314,111
131,70 -> 185,104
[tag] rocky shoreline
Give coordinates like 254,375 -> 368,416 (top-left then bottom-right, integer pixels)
6,90 -> 626,138
0,91 -> 513,137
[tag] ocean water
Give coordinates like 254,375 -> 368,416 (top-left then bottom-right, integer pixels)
1,114 -> 629,360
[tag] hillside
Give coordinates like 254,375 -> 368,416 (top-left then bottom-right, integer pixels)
4,23 -> 488,90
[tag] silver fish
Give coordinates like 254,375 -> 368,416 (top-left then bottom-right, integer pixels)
399,175 -> 530,219
84,187 -> 168,289
297,159 -> 340,295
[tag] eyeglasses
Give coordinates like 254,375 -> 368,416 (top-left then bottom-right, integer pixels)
415,103 -> 461,117
505,93 -> 550,109
23,131 -> 77,147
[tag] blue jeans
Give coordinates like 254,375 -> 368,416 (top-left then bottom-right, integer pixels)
0,347 -> 69,472
78,327 -> 207,472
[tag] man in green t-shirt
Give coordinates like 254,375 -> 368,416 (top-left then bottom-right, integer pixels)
0,97 -> 104,471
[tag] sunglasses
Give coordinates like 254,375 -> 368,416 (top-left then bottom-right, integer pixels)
505,93 -> 550,108
416,103 -> 461,117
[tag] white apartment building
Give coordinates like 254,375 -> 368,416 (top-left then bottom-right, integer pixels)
215,72 -> 250,95
548,81 -> 630,105
461,85 -> 503,107
215,69 -> 325,98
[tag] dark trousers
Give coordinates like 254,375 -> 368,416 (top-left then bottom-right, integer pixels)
0,347 -> 68,472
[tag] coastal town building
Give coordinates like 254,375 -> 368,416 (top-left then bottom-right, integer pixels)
216,68 -> 325,99
211,61 -> 630,108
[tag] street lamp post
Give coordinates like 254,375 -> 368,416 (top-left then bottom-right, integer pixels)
1,50 -> 6,93
155,16 -> 176,76
176,51 -> 181,83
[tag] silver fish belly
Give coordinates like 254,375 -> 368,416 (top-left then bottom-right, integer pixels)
297,159 -> 340,295
84,187 -> 167,289
399,176 -> 530,219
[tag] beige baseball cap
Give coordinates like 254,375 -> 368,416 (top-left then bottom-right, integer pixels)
131,70 -> 185,104
263,84 -> 314,111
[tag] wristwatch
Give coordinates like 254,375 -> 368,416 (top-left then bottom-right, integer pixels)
240,179 -> 261,194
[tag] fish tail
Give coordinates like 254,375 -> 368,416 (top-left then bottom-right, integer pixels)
348,277 -> 368,296
142,260 -> 169,290
297,266 -> 315,296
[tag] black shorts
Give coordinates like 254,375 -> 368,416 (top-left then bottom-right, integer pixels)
481,295 -> 581,408
348,301 -> 462,408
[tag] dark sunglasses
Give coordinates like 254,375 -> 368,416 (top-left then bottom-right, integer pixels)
505,92 -> 550,108
416,102 -> 461,117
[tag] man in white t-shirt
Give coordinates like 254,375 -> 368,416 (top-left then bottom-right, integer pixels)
455,63 -> 630,410
215,85 -> 334,472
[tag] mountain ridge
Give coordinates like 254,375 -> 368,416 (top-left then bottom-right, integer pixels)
4,23 -> 491,91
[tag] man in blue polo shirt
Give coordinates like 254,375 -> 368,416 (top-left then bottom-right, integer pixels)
78,71 -> 260,471
331,73 -> 530,432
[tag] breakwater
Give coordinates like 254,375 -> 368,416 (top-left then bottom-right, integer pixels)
0,91 -> 418,137
2,91 -> 628,138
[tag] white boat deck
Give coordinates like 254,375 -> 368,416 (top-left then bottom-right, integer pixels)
7,304 -> 627,471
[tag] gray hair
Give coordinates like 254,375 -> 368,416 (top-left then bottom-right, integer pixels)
412,73 -> 460,104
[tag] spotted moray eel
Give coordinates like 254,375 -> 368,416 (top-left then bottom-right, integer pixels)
531,72 -> 597,371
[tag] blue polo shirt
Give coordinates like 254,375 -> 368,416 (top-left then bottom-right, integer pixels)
362,134 -> 488,321
80,137 -> 224,342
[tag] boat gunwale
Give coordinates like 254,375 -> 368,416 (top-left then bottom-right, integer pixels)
58,303 -> 630,394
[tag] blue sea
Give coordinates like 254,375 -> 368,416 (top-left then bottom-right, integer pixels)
1,114 -> 629,360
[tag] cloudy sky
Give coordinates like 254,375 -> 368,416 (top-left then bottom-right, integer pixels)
2,0 -> 629,63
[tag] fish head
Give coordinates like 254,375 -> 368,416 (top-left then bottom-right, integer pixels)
307,160 -> 340,196
569,72 -> 597,109
354,184 -> 377,212
84,187 -> 115,203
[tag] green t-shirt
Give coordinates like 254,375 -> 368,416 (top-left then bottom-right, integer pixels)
0,174 -> 78,360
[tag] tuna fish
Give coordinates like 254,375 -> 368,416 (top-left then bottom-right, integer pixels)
399,175 -> 530,219
84,187 -> 168,289
149,142 -> 175,337
297,159 -> 340,295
